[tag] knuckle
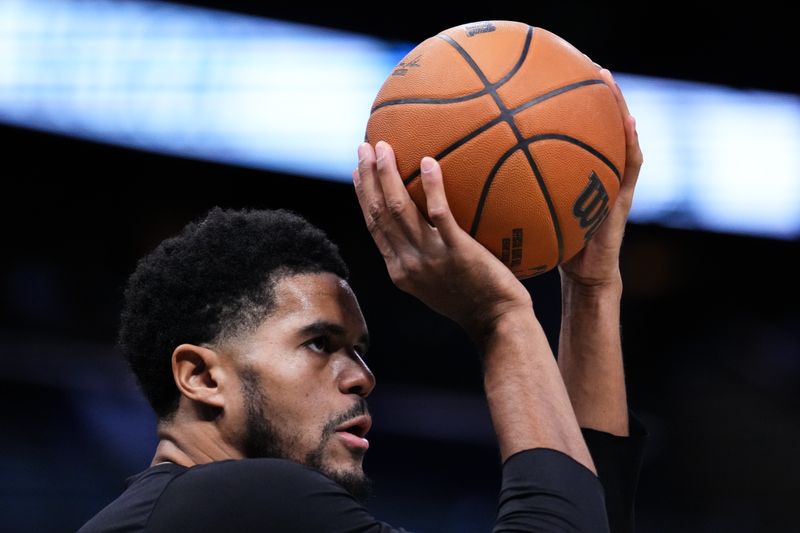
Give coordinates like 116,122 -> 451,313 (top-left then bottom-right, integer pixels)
388,265 -> 409,290
389,255 -> 423,292
366,201 -> 384,223
366,217 -> 381,234
428,206 -> 448,220
401,256 -> 423,278
385,199 -> 406,219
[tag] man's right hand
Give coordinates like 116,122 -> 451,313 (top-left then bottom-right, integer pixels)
355,141 -> 597,476
353,141 -> 532,340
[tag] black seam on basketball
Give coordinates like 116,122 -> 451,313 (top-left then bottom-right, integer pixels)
371,90 -> 490,113
401,79 -> 607,187
467,139 -> 565,269
439,31 -> 564,267
402,27 -> 532,186
510,79 -> 605,116
521,145 -> 564,265
469,133 -> 620,261
469,145 -> 518,236
466,137 -> 567,264
402,116 -> 505,186
527,134 -> 621,180
494,26 -> 534,89
374,27 -> 533,114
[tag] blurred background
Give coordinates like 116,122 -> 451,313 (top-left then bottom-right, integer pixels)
1,1 -> 798,531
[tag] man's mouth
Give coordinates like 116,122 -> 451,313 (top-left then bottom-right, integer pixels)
334,415 -> 372,450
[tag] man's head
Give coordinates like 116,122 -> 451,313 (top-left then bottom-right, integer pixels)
119,207 -> 375,499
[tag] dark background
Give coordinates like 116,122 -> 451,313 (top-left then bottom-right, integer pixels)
2,2 -> 798,532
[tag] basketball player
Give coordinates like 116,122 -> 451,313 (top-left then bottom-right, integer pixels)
79,69 -> 644,532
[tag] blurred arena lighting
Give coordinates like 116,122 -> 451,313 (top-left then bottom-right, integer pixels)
0,0 -> 401,180
1,0 -> 798,239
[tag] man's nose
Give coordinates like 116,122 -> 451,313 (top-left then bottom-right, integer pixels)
338,351 -> 376,398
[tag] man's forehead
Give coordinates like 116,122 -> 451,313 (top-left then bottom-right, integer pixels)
269,272 -> 363,324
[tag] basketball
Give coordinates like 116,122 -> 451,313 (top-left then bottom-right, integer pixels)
365,21 -> 625,278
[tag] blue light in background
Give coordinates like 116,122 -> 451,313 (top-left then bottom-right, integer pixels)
0,0 -> 406,179
1,0 -> 798,238
622,76 -> 800,238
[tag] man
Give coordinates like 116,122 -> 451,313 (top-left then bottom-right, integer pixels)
79,68 -> 644,532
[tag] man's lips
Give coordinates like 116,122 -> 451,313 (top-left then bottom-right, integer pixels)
334,414 -> 372,450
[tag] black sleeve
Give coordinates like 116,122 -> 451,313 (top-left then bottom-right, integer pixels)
147,452 -> 610,533
493,448 -> 609,533
581,412 -> 647,533
147,458 -> 409,533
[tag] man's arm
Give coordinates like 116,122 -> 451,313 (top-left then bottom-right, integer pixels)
354,140 -> 608,530
556,68 -> 646,533
559,269 -> 627,434
354,140 -> 593,471
557,68 -> 643,435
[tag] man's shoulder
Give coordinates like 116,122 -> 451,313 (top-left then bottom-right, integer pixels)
147,459 -> 360,532
79,459 -> 348,533
78,463 -> 185,532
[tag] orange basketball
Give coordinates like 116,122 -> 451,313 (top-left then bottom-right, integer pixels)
365,20 -> 625,278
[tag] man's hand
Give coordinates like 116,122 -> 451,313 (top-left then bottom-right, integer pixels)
354,141 -> 596,470
352,141 -> 531,339
558,68 -> 644,289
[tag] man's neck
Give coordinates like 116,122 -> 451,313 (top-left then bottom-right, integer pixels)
151,418 -> 243,467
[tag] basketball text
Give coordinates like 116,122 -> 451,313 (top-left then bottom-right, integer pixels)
572,171 -> 610,241
464,22 -> 496,37
501,228 -> 524,268
392,55 -> 422,76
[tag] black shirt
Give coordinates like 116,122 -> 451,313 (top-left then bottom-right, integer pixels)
79,419 -> 645,532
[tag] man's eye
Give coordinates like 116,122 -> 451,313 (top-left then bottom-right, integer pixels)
306,337 -> 330,353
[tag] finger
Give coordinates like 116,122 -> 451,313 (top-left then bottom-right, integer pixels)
419,156 -> 463,247
352,143 -> 395,259
599,68 -> 631,120
620,115 -> 643,197
599,69 -> 643,198
374,141 -> 429,245
355,142 -> 384,212
583,53 -> 602,70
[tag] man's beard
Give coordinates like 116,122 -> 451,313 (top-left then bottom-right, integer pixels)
238,366 -> 373,503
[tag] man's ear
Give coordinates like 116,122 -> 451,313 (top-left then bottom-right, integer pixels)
171,344 -> 231,410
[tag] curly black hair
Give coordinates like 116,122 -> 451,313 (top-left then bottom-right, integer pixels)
119,207 -> 349,419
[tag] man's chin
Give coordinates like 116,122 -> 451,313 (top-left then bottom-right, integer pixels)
322,467 -> 373,504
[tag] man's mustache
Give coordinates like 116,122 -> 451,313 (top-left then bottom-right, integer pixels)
322,398 -> 369,437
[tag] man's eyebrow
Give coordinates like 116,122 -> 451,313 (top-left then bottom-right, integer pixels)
298,320 -> 370,352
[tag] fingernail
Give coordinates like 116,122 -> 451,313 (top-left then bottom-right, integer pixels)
375,141 -> 386,158
352,168 -> 360,186
630,116 -> 637,131
421,157 -> 434,173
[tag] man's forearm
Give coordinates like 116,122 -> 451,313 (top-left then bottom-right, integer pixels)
558,278 -> 629,436
478,309 -> 596,473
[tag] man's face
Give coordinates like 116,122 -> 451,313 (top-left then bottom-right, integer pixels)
226,272 -> 375,499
